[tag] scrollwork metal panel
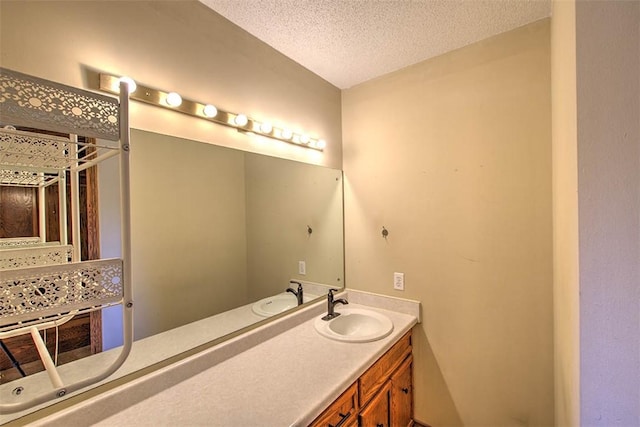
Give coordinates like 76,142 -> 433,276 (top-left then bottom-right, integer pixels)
0,245 -> 73,270
0,128 -> 70,170
0,259 -> 124,329
0,68 -> 120,140
0,237 -> 42,248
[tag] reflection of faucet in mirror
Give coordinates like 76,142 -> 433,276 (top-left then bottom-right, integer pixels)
286,281 -> 304,306
322,289 -> 349,320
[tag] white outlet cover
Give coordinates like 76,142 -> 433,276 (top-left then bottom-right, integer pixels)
393,272 -> 404,290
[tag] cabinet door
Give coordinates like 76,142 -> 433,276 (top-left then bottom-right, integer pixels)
359,381 -> 391,427
390,355 -> 413,427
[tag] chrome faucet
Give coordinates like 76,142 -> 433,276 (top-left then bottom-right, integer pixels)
322,289 -> 348,320
286,280 -> 304,306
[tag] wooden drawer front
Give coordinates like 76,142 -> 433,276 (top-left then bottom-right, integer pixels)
359,380 -> 391,427
359,331 -> 412,406
390,354 -> 413,427
310,382 -> 358,427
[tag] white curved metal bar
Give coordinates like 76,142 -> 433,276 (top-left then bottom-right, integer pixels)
70,135 -> 81,262
58,170 -> 68,245
38,186 -> 46,243
30,326 -> 64,389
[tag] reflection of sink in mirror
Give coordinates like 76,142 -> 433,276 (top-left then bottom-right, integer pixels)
252,293 -> 319,317
314,308 -> 394,343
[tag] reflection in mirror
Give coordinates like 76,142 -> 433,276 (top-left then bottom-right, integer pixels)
0,127 -> 343,423
0,68 -> 132,418
117,129 -> 344,341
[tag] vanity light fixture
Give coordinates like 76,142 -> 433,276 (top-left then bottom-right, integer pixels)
166,92 -> 182,107
234,114 -> 248,127
281,128 -> 293,140
259,122 -> 273,134
99,73 -> 325,151
203,104 -> 218,118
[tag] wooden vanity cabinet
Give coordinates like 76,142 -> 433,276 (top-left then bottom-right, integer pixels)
310,330 -> 413,427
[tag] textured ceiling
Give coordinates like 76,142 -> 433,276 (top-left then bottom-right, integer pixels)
200,0 -> 551,89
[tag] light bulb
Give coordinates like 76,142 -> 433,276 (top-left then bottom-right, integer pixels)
118,76 -> 137,94
260,122 -> 273,134
203,104 -> 218,118
234,114 -> 248,126
300,134 -> 310,144
316,139 -> 326,150
281,128 -> 293,140
166,92 -> 182,107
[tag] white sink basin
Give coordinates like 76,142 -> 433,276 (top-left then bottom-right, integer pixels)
314,308 -> 394,343
252,293 -> 318,317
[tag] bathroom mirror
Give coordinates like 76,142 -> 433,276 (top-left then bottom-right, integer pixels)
118,129 -> 344,341
0,128 -> 343,422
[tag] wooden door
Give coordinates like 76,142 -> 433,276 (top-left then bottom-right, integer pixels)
359,381 -> 391,427
390,355 -> 413,427
0,186 -> 38,237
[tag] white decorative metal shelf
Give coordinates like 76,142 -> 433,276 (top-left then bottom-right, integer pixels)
0,128 -> 120,186
0,67 -> 132,413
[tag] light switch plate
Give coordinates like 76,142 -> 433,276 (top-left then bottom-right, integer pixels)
298,261 -> 306,275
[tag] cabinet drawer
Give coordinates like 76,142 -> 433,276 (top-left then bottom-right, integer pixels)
310,382 -> 358,427
359,331 -> 412,406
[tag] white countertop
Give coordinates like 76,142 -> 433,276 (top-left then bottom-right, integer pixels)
27,292 -> 418,426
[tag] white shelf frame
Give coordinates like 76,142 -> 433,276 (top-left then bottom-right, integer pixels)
0,68 -> 133,413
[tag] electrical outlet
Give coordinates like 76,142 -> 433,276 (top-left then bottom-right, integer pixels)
298,261 -> 306,275
394,272 -> 405,290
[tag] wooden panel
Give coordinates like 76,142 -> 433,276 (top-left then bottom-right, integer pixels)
85,141 -> 100,261
0,186 -> 38,238
359,331 -> 412,406
310,382 -> 359,427
359,381 -> 391,427
90,310 -> 102,354
390,354 -> 413,427
84,142 -> 103,354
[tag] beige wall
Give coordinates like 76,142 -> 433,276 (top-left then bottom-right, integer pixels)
245,155 -> 344,300
551,1 -> 640,424
343,20 -> 554,426
551,1 -> 580,425
130,130 -> 248,339
574,1 -> 640,425
0,1 -> 342,169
